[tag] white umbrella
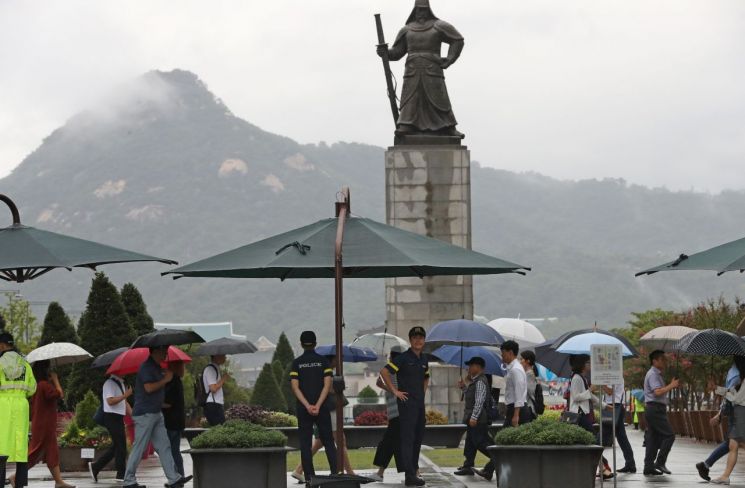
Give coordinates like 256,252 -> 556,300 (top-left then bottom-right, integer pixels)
487,318 -> 545,348
640,325 -> 697,352
351,333 -> 408,358
26,342 -> 93,366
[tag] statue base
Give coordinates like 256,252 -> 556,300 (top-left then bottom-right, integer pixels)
384,144 -> 473,338
394,133 -> 464,146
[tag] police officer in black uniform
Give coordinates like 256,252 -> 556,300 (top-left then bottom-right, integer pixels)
380,327 -> 429,487
290,331 -> 338,484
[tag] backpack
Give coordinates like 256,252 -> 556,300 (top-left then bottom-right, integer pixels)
195,364 -> 218,407
533,382 -> 545,415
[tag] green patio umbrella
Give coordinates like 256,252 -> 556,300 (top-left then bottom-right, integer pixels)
163,187 -> 529,471
636,236 -> 745,276
0,194 -> 176,282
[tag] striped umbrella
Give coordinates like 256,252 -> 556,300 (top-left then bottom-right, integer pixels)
673,329 -> 745,356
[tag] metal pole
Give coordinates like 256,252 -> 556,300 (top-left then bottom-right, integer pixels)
612,387 -> 617,488
333,187 -> 350,473
599,405 -> 604,488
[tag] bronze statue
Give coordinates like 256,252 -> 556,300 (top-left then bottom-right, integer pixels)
376,0 -> 464,140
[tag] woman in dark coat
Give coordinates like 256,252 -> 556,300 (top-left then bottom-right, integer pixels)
10,360 -> 74,487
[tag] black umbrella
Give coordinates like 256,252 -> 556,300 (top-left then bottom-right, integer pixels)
90,347 -> 129,369
131,329 -> 205,348
194,337 -> 258,356
674,329 -> 745,356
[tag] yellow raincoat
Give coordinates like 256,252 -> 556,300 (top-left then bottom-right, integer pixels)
0,350 -> 36,462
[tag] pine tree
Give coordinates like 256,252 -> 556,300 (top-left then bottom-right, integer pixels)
0,312 -> 5,332
120,283 -> 155,337
250,363 -> 287,412
39,302 -> 79,346
272,332 -> 295,368
281,362 -> 296,415
66,273 -> 135,407
271,360 -> 286,409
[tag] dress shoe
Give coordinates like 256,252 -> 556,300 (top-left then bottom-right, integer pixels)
404,476 -> 426,486
124,485 -> 147,488
617,465 -> 636,473
473,468 -> 494,481
643,468 -> 663,476
696,461 -> 710,481
454,467 -> 474,476
655,464 -> 671,474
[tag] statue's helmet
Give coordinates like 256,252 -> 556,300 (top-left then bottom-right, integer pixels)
407,0 -> 438,24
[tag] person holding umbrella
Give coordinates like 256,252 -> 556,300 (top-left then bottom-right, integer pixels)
202,354 -> 229,426
89,372 -> 131,483
9,360 -> 75,488
0,332 -> 36,488
163,360 -> 187,478
380,326 -> 429,487
643,350 -> 679,477
123,346 -> 192,488
500,340 -> 529,428
454,356 -> 495,480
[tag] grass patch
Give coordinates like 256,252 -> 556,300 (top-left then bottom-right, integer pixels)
285,448 -> 490,472
423,448 -> 490,468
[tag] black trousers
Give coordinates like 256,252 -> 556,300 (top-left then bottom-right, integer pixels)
204,403 -> 225,426
92,412 -> 127,478
503,404 -> 534,428
612,404 -> 636,468
463,423 -> 494,472
373,417 -> 402,472
644,403 -> 675,469
297,407 -> 337,478
398,403 -> 425,479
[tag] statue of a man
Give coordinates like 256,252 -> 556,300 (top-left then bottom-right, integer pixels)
377,0 -> 464,139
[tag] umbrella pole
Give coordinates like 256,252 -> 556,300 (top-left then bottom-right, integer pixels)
333,188 -> 350,473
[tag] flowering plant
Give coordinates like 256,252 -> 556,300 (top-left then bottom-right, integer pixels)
58,421 -> 111,448
354,410 -> 388,426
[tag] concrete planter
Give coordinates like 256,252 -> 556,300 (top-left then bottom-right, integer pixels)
185,447 -> 295,488
58,446 -> 114,473
487,445 -> 604,488
185,427 -> 299,448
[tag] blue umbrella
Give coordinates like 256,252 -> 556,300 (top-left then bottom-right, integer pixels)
425,319 -> 505,349
631,389 -> 645,402
431,345 -> 505,377
315,344 -> 378,363
536,363 -> 557,381
555,332 -> 635,356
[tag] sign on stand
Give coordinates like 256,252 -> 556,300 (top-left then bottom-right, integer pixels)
80,448 -> 95,459
591,343 -> 623,488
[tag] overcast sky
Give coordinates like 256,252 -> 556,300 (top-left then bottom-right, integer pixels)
1,1 -> 744,191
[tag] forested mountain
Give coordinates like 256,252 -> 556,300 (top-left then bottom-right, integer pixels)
2,69 -> 744,342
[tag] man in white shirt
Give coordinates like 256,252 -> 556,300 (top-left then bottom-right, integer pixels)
501,341 -> 529,428
203,355 -> 229,426
603,381 -> 636,473
90,374 -> 132,482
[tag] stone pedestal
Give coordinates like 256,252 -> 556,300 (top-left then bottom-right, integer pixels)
385,144 -> 473,338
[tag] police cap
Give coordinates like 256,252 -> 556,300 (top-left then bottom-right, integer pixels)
300,330 -> 317,346
0,332 -> 14,346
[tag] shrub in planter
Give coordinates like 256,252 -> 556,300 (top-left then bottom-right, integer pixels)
425,409 -> 448,425
260,412 -> 298,428
226,404 -> 270,424
352,403 -> 386,419
74,391 -> 100,431
357,385 -> 380,404
58,422 -> 111,449
354,410 -> 388,426
191,420 -> 287,449
494,418 -> 595,446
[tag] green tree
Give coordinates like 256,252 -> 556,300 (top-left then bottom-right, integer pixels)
281,363 -> 296,415
250,363 -> 287,412
39,302 -> 79,345
270,360 -> 287,411
66,273 -> 135,407
120,283 -> 155,337
272,332 -> 295,369
0,311 -> 6,331
0,293 -> 40,354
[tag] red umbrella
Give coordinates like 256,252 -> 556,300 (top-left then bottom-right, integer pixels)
106,347 -> 191,376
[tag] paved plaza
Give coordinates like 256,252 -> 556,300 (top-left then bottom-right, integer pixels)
17,429 -> 745,487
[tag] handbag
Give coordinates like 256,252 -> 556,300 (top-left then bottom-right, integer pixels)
560,411 -> 580,424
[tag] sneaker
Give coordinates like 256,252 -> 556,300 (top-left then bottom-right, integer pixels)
617,465 -> 636,473
473,468 -> 493,481
366,473 -> 383,482
454,467 -> 474,476
291,471 -> 306,483
404,477 -> 426,487
88,462 -> 98,483
696,461 -> 711,481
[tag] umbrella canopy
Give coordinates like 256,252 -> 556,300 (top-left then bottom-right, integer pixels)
351,333 -> 409,358
0,194 -> 176,282
26,342 -> 92,366
673,329 -> 745,356
555,332 -> 635,357
425,320 -> 505,350
640,326 -> 698,352
631,389 -> 645,402
430,345 -> 505,377
163,217 -> 529,280
131,329 -> 204,348
106,346 -> 192,376
315,344 -> 378,363
487,318 -> 545,348
90,347 -> 129,369
636,236 -> 745,276
194,337 -> 258,356
534,344 -> 575,379
549,329 -> 638,355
